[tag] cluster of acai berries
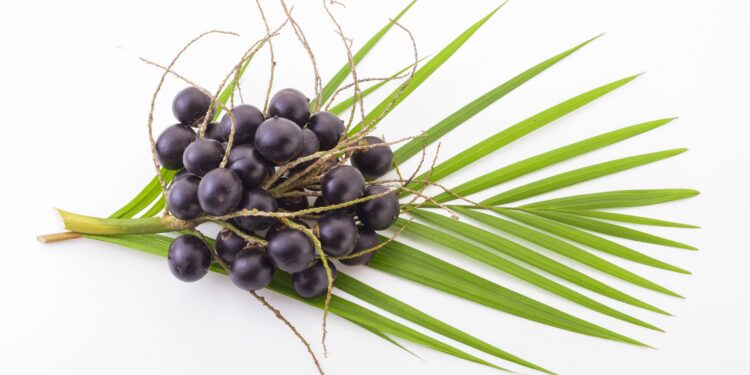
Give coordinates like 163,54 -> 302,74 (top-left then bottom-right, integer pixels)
156,86 -> 399,299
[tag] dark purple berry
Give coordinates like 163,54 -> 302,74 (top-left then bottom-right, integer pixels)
183,138 -> 224,176
254,117 -> 303,164
233,188 -> 278,232
274,88 -> 307,98
339,227 -> 378,266
204,122 -> 224,142
351,136 -> 393,179
167,174 -> 203,220
356,185 -> 399,230
277,193 -> 310,212
156,124 -> 196,170
172,87 -> 212,125
219,104 -> 265,144
168,235 -> 211,282
321,165 -> 365,204
216,228 -> 255,264
265,220 -> 308,242
268,89 -> 310,126
291,128 -> 320,172
314,214 -> 358,257
267,228 -> 316,273
172,169 -> 190,184
293,260 -> 336,299
197,168 -> 243,215
229,248 -> 274,291
308,111 -> 344,151
227,144 -> 272,188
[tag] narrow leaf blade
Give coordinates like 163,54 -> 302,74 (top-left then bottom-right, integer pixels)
405,74 -> 641,194
432,118 -> 675,203
494,208 -> 690,274
393,34 -> 603,165
523,209 -> 697,250
522,189 -> 700,210
482,149 -> 687,206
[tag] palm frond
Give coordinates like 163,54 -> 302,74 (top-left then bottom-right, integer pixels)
370,239 -> 648,346
522,188 -> 699,210
46,3 -> 702,374
393,218 -> 665,330
392,34 -> 602,165
481,149 -> 686,206
315,0 -> 417,107
402,74 -> 641,194
494,208 -> 691,274
82,233 -> 532,373
550,209 -> 699,228
520,209 -> 697,250
350,2 -> 507,134
451,207 -> 682,297
430,118 -> 675,203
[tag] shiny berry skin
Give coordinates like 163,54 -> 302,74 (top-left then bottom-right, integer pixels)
321,165 -> 365,204
197,168 -> 243,215
267,89 -> 310,126
167,174 -> 203,220
351,136 -> 393,179
267,228 -> 316,273
293,260 -> 337,299
314,214 -> 358,257
173,87 -> 212,125
183,138 -> 224,176
233,188 -> 278,232
168,235 -> 212,282
274,88 -> 307,98
219,104 -> 265,144
204,122 -> 224,142
339,227 -> 378,266
265,220 -> 308,242
227,144 -> 271,188
254,117 -> 303,164
277,193 -> 310,212
216,228 -> 253,264
308,111 -> 344,151
172,168 -> 190,185
229,248 -> 275,291
156,124 -> 196,170
291,128 -> 320,172
356,185 -> 399,230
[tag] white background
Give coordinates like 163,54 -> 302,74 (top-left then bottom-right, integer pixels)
1,0 -> 748,374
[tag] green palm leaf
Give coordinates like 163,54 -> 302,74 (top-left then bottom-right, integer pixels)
451,207 -> 682,297
493,208 -> 690,273
481,149 -> 686,206
521,209 -> 697,250
335,273 -> 553,374
403,74 -> 640,194
370,239 -> 648,346
350,2 -> 507,134
552,209 -> 699,228
392,34 -> 602,165
328,59 -> 425,115
431,118 -> 675,203
522,189 -> 699,210
82,233 -> 514,372
393,218 -> 663,330
44,3 -> 703,373
315,0 -> 417,107
408,209 -> 668,314
109,169 -> 176,219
